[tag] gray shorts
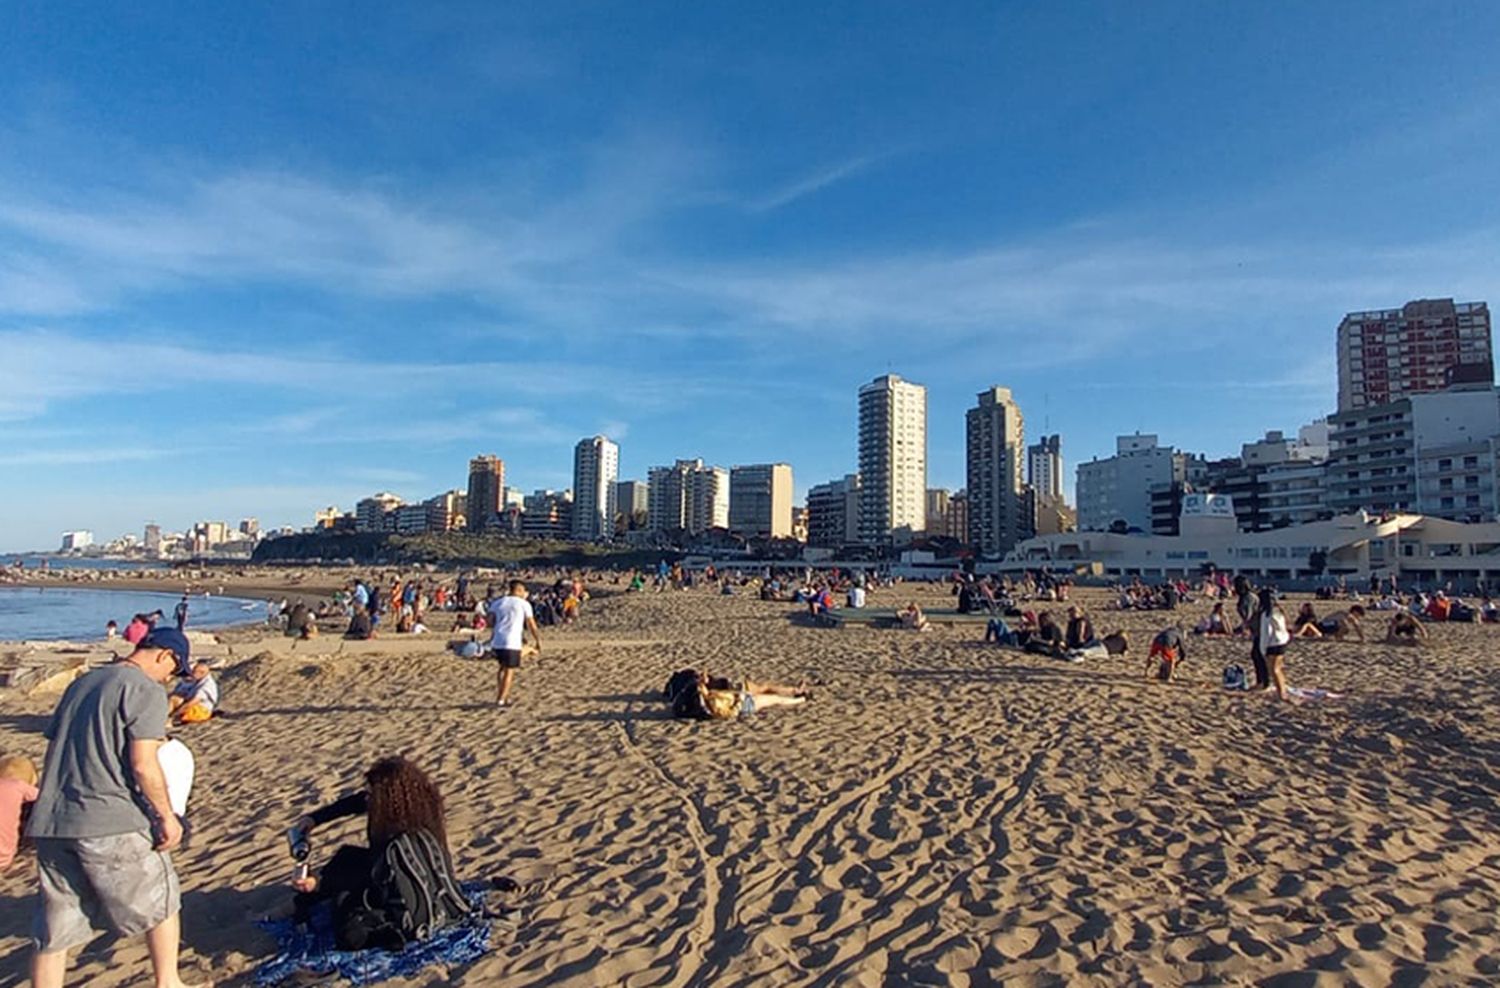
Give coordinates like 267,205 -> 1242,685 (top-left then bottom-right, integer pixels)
33,833 -> 180,951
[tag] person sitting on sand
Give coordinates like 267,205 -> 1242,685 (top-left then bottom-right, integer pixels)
344,605 -> 374,640
1386,610 -> 1428,645
168,662 -> 219,724
1064,606 -> 1103,657
0,755 -> 38,871
1291,602 -> 1322,638
1192,602 -> 1234,637
288,756 -> 471,949
1145,627 -> 1188,682
285,600 -> 317,640
1025,611 -> 1066,658
1317,605 -> 1365,642
899,602 -> 930,632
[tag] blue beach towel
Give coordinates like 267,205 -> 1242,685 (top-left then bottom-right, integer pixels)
254,881 -> 493,986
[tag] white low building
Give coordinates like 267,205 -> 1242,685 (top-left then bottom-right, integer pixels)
1002,493 -> 1500,586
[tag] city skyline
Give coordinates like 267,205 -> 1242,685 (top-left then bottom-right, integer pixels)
4,4 -> 1500,551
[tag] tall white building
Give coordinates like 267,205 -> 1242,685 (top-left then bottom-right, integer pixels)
1028,434 -> 1063,502
1076,435 -> 1186,532
648,459 -> 729,535
59,530 -> 93,552
571,435 -> 620,541
729,463 -> 794,539
967,387 -> 1030,556
857,374 -> 927,544
615,480 -> 649,532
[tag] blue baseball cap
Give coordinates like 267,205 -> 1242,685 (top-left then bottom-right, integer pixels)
140,628 -> 192,677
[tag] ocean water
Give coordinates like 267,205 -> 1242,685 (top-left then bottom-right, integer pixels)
1,555 -> 166,572
0,587 -> 264,642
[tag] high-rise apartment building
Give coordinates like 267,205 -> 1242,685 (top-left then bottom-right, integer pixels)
466,455 -> 505,532
857,374 -> 927,543
966,387 -> 1030,556
1028,435 -> 1063,502
143,524 -> 162,554
521,490 -> 574,539
1327,386 -> 1500,521
648,459 -> 729,535
947,491 -> 969,542
1336,299 -> 1492,412
571,435 -> 620,541
615,480 -> 649,532
807,474 -> 861,548
729,463 -> 794,539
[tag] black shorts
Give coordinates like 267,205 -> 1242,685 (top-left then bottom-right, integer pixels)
493,648 -> 522,669
1264,644 -> 1287,658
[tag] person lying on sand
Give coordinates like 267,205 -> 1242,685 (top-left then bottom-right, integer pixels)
288,756 -> 471,950
1145,627 -> 1188,682
665,669 -> 810,720
1386,610 -> 1428,645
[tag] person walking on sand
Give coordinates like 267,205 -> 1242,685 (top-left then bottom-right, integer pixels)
488,580 -> 541,709
27,628 -> 208,988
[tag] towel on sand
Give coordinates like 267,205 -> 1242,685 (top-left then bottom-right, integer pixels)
254,881 -> 493,986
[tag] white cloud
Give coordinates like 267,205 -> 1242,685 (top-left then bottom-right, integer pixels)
746,152 -> 890,212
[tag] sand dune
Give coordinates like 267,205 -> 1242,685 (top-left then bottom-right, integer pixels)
0,584 -> 1496,986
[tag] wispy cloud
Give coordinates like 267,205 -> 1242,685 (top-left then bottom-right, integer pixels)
746,152 -> 891,212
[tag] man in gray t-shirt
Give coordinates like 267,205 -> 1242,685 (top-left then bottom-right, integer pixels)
28,628 -> 204,988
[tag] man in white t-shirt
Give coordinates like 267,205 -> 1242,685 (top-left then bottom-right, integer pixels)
487,581 -> 541,708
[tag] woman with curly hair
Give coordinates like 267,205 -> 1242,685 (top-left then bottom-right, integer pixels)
288,756 -> 468,947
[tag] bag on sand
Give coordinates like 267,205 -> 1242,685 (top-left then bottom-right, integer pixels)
1222,664 -> 1248,691
338,830 -> 473,951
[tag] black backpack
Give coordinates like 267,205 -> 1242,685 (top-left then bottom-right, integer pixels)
338,830 -> 471,950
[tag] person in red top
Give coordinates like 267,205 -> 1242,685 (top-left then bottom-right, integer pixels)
122,614 -> 151,645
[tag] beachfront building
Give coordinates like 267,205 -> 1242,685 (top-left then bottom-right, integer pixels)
1076,434 -> 1187,533
466,455 -> 506,532
571,435 -> 620,542
729,463 -> 794,540
858,374 -> 927,544
355,493 -> 403,533
1028,435 -> 1063,503
688,465 -> 730,535
615,480 -> 649,533
966,387 -> 1030,557
1007,495 -> 1500,587
1327,386 -> 1500,522
947,490 -> 970,542
521,490 -> 573,539
424,490 -> 466,532
143,524 -> 162,554
393,503 -> 430,534
925,489 -> 950,538
1337,299 -> 1493,412
58,530 -> 93,552
648,459 -> 729,536
807,474 -> 861,548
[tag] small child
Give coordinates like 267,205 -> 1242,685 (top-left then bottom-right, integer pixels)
0,755 -> 39,870
1146,627 -> 1188,682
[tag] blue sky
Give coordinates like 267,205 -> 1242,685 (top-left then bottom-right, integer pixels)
3,2 -> 1499,551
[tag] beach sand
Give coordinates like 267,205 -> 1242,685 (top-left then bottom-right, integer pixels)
0,582 -> 1496,985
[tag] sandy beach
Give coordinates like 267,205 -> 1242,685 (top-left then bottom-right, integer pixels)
0,578 -> 1496,986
